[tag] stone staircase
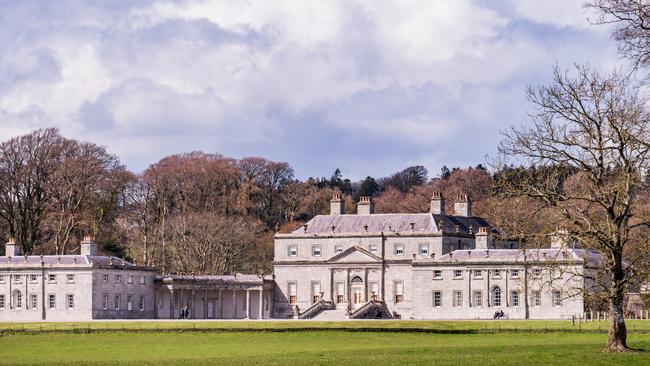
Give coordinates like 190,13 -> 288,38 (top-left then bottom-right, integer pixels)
311,306 -> 349,320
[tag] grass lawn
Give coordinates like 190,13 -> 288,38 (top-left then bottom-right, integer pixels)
1,328 -> 650,365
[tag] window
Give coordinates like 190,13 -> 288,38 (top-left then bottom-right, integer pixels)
139,296 -> 145,311
511,291 -> 519,307
127,275 -> 133,284
453,270 -> 463,279
552,291 -> 562,307
532,291 -> 541,307
311,245 -> 321,257
472,290 -> 483,307
48,294 -> 56,310
66,294 -> 74,310
114,295 -> 121,310
492,269 -> 501,278
433,291 -> 442,307
394,244 -> 404,256
336,282 -> 345,303
394,281 -> 404,303
66,274 -> 75,283
473,270 -> 482,279
48,274 -> 56,282
369,282 -> 379,300
102,294 -> 108,310
0,295 -> 4,309
14,290 -> 22,309
433,270 -> 442,279
552,269 -> 561,279
115,274 -> 121,283
30,294 -> 37,309
453,291 -> 463,307
103,274 -> 109,283
369,245 -> 378,253
419,244 -> 429,256
532,268 -> 542,278
29,274 -> 37,283
0,275 -> 4,283
288,282 -> 297,305
510,269 -> 520,278
334,245 -> 343,253
127,295 -> 133,311
311,281 -> 321,303
139,276 -> 146,285
13,274 -> 21,283
491,286 -> 502,307
288,245 -> 298,257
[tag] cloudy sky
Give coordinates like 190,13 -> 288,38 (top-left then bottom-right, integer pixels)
0,0 -> 622,179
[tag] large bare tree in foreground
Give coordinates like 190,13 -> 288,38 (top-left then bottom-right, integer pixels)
497,65 -> 650,352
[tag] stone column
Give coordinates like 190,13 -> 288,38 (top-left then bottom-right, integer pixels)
329,268 -> 334,302
191,289 -> 196,319
245,290 -> 251,319
468,269 -> 472,307
364,268 -> 368,302
258,289 -> 264,319
203,289 -> 208,319
169,288 -> 174,319
219,289 -> 223,319
232,289 -> 237,319
346,269 -> 351,312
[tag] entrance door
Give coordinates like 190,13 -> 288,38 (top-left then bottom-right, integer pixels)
352,286 -> 364,309
207,301 -> 215,318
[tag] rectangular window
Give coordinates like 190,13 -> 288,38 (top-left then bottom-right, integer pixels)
127,295 -> 133,311
394,281 -> 404,303
532,268 -> 542,278
552,291 -> 562,307
369,245 -> 378,253
334,245 -> 343,253
492,269 -> 501,278
552,269 -> 561,279
453,270 -> 463,279
419,244 -> 429,256
102,294 -> 108,310
453,291 -> 463,307
433,270 -> 443,279
433,290 -> 442,307
0,275 -> 5,283
115,275 -> 121,283
472,290 -> 483,307
48,294 -> 56,310
288,245 -> 298,257
532,291 -> 541,307
394,244 -> 404,256
66,294 -> 74,310
48,274 -> 56,282
288,282 -> 297,305
369,282 -> 379,300
510,269 -> 520,278
66,274 -> 75,283
473,270 -> 482,279
511,291 -> 519,307
103,274 -> 109,283
311,281 -> 321,303
336,282 -> 345,303
114,295 -> 121,310
30,294 -> 37,309
311,245 -> 321,257
30,274 -> 38,283
139,276 -> 146,285
0,295 -> 4,309
139,296 -> 145,311
15,291 -> 22,309
127,275 -> 133,284
13,274 -> 21,283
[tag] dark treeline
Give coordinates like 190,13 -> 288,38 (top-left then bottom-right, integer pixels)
0,128 -> 498,275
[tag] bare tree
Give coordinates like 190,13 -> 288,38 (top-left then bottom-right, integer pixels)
496,64 -> 650,352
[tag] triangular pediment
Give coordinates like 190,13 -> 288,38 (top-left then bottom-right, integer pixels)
327,246 -> 382,263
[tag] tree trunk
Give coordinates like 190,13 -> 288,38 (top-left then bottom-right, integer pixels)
605,282 -> 630,352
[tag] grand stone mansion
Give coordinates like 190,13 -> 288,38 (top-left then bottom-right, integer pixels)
0,193 -> 594,321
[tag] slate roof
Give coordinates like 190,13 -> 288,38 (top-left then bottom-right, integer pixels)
0,255 -> 149,269
157,274 -> 272,284
294,213 -> 495,235
436,248 -> 602,265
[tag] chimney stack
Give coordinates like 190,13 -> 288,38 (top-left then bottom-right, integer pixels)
357,196 -> 374,215
330,193 -> 344,215
4,238 -> 20,257
80,235 -> 98,256
430,191 -> 445,214
475,226 -> 490,249
454,193 -> 472,217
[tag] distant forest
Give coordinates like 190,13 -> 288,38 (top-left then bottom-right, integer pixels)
0,128 -> 561,274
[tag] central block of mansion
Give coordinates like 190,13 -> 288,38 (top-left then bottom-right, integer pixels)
0,193 -> 595,321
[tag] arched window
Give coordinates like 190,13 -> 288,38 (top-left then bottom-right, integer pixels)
351,276 -> 363,284
13,290 -> 22,309
491,286 -> 501,307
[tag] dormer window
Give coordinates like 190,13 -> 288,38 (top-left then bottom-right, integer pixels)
288,245 -> 298,257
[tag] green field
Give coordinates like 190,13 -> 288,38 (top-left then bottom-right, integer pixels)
1,321 -> 650,365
